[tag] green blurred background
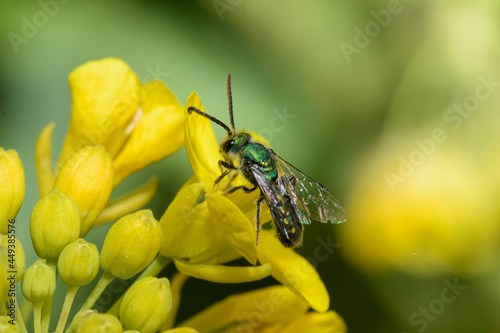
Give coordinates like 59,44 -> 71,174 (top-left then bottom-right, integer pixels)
2,0 -> 500,332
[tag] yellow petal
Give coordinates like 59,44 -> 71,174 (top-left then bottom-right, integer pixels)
35,123 -> 55,197
175,202 -> 226,261
54,146 -> 113,237
258,231 -> 330,313
181,286 -> 309,332
184,92 -> 220,192
158,182 -> 204,258
160,328 -> 199,333
0,148 -> 25,234
141,80 -> 180,114
206,193 -> 258,265
113,104 -> 184,185
271,310 -> 347,333
199,246 -> 242,265
95,177 -> 159,227
159,183 -> 225,260
59,58 -> 141,164
175,175 -> 199,197
161,273 -> 188,331
174,260 -> 271,284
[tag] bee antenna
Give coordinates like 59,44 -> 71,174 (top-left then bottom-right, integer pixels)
226,74 -> 236,134
187,106 -> 233,136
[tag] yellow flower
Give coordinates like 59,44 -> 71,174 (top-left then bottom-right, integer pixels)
156,92 -> 332,313
158,182 -> 271,285
35,58 -> 184,228
158,182 -> 225,261
14,59 -> 347,333
60,58 -> 141,163
341,144 -> 498,275
0,148 -> 25,234
180,285 -> 346,333
113,80 -> 184,185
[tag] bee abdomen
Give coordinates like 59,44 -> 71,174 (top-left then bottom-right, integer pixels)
276,218 -> 303,247
273,197 -> 303,247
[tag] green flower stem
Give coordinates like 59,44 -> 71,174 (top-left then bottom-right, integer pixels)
33,302 -> 43,333
41,258 -> 57,333
107,255 -> 172,316
81,271 -> 115,312
54,285 -> 79,333
139,255 -> 172,278
65,271 -> 115,333
40,297 -> 53,333
20,298 -> 32,325
13,294 -> 28,333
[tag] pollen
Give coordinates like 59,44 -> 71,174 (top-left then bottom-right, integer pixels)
291,227 -> 296,234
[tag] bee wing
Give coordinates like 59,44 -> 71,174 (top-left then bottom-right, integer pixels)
250,163 -> 305,247
272,152 -> 347,224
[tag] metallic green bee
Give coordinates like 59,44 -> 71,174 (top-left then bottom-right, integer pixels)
188,74 -> 347,248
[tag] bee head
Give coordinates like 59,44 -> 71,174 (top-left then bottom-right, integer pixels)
220,132 -> 251,154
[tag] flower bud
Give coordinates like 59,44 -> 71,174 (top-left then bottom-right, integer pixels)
0,316 -> 20,332
71,310 -> 97,332
54,145 -> 113,236
58,239 -> 99,287
75,313 -> 123,333
30,189 -> 80,259
100,210 -> 160,279
21,259 -> 56,303
0,264 -> 6,304
0,148 -> 25,234
0,234 -> 25,283
120,277 -> 173,333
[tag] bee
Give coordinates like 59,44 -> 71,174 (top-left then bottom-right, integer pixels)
188,74 -> 347,248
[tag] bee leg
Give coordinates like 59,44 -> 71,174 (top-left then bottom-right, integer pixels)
254,195 -> 264,266
214,170 -> 230,187
255,196 -> 264,247
218,160 -> 237,172
214,160 -> 238,191
225,185 -> 257,195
